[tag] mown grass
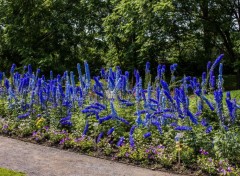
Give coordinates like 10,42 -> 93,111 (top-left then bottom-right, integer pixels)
206,89 -> 240,101
0,168 -> 26,176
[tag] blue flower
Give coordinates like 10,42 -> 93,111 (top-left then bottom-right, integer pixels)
202,96 -> 215,111
162,113 -> 175,119
4,79 -> 10,90
107,127 -> 115,135
94,102 -> 106,109
210,71 -> 215,89
17,112 -> 30,119
206,126 -> 213,134
10,64 -> 16,75
100,68 -> 105,79
170,122 -> 177,127
60,114 -> 72,127
84,61 -> 91,88
157,65 -> 162,79
116,116 -> 130,125
83,120 -> 89,135
201,118 -> 208,127
210,54 -> 224,71
28,64 -> 32,75
161,65 -> 166,74
98,115 -> 112,124
77,63 -> 84,86
129,135 -> 135,148
130,125 -> 136,135
125,71 -> 129,79
226,91 -> 231,100
118,96 -> 134,107
160,80 -> 170,92
152,120 -> 162,134
93,76 -> 103,90
0,72 -> 3,83
207,61 -> 211,70
143,132 -> 151,138
117,137 -> 124,147
97,132 -> 104,143
145,62 -> 150,73
202,72 -> 206,84
187,110 -> 198,125
174,126 -> 192,131
50,70 -> 53,80
170,63 -> 177,73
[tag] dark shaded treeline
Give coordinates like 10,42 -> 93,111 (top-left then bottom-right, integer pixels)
0,0 -> 239,87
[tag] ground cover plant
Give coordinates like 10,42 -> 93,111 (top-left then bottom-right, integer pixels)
1,54 -> 240,175
0,167 -> 26,176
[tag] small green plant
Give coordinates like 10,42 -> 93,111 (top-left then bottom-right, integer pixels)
0,167 -> 26,176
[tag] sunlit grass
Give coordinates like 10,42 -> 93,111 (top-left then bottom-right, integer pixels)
0,168 -> 26,176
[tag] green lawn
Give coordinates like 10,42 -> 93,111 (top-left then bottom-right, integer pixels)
0,168 -> 26,176
205,89 -> 240,101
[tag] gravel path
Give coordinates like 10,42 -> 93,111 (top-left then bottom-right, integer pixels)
0,136 -> 183,176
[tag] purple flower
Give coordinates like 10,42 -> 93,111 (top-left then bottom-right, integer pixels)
75,136 -> 85,142
200,148 -> 209,155
3,124 -> 8,129
227,167 -> 232,172
59,138 -> 66,145
32,131 -> 37,137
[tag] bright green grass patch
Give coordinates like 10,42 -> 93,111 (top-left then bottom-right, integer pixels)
0,168 -> 26,176
205,89 -> 240,101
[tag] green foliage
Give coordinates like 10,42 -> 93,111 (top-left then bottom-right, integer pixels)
0,168 -> 26,176
213,128 -> 240,163
1,0 -> 239,79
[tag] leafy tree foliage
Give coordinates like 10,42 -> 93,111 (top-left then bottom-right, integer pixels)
0,0 -> 239,84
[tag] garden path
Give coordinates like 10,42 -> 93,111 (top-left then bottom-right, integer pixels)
0,136 -> 183,176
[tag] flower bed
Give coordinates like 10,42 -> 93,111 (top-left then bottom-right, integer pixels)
0,54 -> 240,175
